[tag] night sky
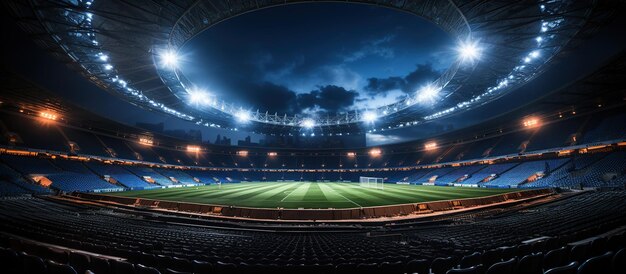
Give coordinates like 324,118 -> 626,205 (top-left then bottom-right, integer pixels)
3,3 -> 626,147
180,3 -> 454,115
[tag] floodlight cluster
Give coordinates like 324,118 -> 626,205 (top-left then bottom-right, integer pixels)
424,2 -> 564,122
301,119 -> 316,129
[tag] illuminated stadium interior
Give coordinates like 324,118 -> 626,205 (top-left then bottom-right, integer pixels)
1,1 -> 626,274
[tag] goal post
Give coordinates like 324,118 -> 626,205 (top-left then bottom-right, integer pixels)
359,176 -> 384,190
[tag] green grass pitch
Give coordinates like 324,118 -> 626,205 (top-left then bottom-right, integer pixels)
109,182 -> 523,209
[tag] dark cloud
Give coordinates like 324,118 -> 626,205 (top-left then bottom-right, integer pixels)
244,82 -> 298,114
364,63 -> 440,95
296,85 -> 359,114
241,83 -> 358,115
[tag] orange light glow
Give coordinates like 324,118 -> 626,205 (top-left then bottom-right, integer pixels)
267,152 -> 277,157
139,138 -> 153,146
237,150 -> 249,156
368,148 -> 381,157
40,111 -> 58,121
186,145 -> 201,153
523,118 -> 540,128
424,142 -> 438,151
346,152 -> 356,157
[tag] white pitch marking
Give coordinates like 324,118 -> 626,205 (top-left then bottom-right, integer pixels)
325,183 -> 362,208
280,183 -> 307,202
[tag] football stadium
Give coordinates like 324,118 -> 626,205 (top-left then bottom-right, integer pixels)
1,1 -> 626,274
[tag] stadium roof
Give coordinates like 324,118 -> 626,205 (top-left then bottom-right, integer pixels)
3,0 -> 618,135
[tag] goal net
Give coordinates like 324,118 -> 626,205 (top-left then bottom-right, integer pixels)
359,176 -> 384,190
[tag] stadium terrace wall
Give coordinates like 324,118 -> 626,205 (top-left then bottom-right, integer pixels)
74,188 -> 552,221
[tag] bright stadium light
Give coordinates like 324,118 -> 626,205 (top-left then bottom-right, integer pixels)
186,145 -> 201,153
362,111 -> 377,123
98,54 -> 109,62
160,49 -> 180,69
369,148 -> 382,157
457,39 -> 481,63
424,141 -> 438,151
235,111 -> 251,123
187,88 -> 211,105
416,84 -> 440,104
301,119 -> 315,129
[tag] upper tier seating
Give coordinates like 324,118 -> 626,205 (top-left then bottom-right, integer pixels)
0,155 -> 60,174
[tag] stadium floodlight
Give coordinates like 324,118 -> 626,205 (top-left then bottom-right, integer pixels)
186,145 -> 201,153
301,118 -> 315,129
187,88 -> 211,105
523,117 -> 540,128
416,84 -> 440,104
457,39 -> 481,63
160,49 -> 180,69
424,141 -> 438,151
138,137 -> 153,146
98,54 -> 109,62
529,50 -> 540,59
369,148 -> 382,157
39,111 -> 58,121
362,111 -> 377,123
235,111 -> 251,123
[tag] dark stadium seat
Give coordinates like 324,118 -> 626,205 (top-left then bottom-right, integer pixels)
431,257 -> 457,274
0,247 -> 20,274
88,256 -> 111,274
68,251 -> 90,274
613,248 -> 626,274
21,253 -> 47,274
568,244 -> 588,263
215,261 -> 237,274
47,247 -> 69,264
517,252 -> 543,274
192,260 -> 213,274
485,257 -> 516,274
544,261 -> 579,274
47,260 -> 78,274
543,247 -> 569,270
379,261 -> 404,274
405,258 -> 429,274
110,260 -> 135,274
460,251 -> 482,268
516,243 -> 533,258
481,249 -> 502,268
164,269 -> 192,274
136,264 -> 160,274
446,264 -> 483,274
577,251 -> 613,274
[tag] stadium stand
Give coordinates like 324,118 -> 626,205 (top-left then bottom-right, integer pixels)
0,190 -> 624,274
45,173 -> 122,192
84,162 -> 154,189
124,166 -> 175,186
